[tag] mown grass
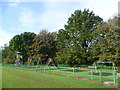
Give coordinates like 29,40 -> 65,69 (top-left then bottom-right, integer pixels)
2,65 -> 118,88
0,64 -> 2,89
15,65 -> 119,83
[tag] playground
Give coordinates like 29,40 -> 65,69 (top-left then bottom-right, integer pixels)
1,52 -> 120,88
14,64 -> 120,83
1,1 -> 120,88
2,64 -> 119,88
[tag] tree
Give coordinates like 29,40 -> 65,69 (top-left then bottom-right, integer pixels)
56,9 -> 103,65
30,30 -> 57,61
9,32 -> 36,63
2,44 -> 16,64
91,16 -> 120,65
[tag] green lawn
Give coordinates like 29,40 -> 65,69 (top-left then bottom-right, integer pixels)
2,65 -> 118,88
14,65 -> 119,83
0,64 -> 2,90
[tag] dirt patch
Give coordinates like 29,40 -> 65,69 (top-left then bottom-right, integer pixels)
102,82 -> 119,86
116,71 -> 120,73
23,66 -> 64,70
46,72 -> 101,82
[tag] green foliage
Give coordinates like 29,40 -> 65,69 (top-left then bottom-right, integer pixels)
91,16 -> 120,65
3,9 -> 119,66
2,44 -> 16,64
30,30 -> 57,60
56,9 -> 103,65
9,32 -> 36,63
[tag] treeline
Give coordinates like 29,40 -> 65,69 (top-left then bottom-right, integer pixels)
2,9 -> 120,65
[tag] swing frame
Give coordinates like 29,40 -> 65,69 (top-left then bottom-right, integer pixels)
93,61 -> 118,71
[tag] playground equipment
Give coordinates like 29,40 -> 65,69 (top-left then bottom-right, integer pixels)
93,61 -> 118,71
14,52 -> 23,66
28,53 -> 43,67
46,58 -> 59,68
46,58 -> 53,67
92,60 -> 119,83
28,57 -> 32,65
27,54 -> 59,69
88,66 -> 97,70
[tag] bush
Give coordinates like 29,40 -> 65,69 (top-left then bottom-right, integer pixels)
2,58 -> 16,64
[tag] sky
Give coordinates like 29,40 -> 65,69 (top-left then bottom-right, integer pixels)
0,0 -> 119,47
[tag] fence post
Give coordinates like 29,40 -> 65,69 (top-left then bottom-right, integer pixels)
99,70 -> 102,82
91,70 -> 93,80
45,67 -> 46,72
49,66 -> 51,73
40,66 -> 41,72
44,67 -> 46,72
40,66 -> 42,72
113,71 -> 116,83
73,68 -> 75,77
59,68 -> 61,75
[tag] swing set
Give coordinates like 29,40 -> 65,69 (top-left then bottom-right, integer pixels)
93,60 -> 118,71
27,53 -> 58,68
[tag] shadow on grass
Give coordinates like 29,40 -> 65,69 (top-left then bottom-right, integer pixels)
91,72 -> 112,76
62,69 -> 88,72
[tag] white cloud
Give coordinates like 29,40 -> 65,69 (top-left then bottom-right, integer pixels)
118,1 -> 120,17
0,27 -> 14,47
37,2 -> 75,32
8,0 -> 20,7
9,3 -> 18,7
9,0 -> 20,2
38,0 -> 118,32
81,0 -> 119,21
19,8 -> 36,27
39,10 -> 69,32
9,27 -> 16,31
2,0 -> 119,47
2,0 -> 96,2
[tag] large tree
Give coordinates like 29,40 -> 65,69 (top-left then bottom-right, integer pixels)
30,30 -> 57,61
56,9 -> 103,65
91,16 -> 120,65
9,32 -> 36,63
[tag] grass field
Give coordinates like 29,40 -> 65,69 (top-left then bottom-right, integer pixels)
12,65 -> 119,83
0,64 -> 2,90
2,65 -> 119,88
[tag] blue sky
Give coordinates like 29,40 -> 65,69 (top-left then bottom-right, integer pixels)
0,0 -> 119,47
